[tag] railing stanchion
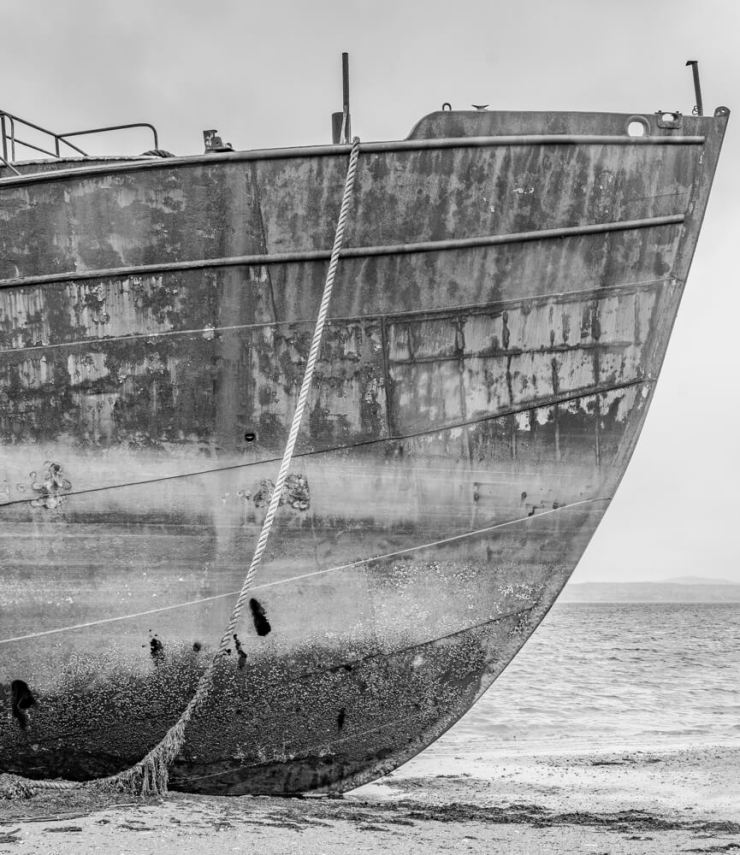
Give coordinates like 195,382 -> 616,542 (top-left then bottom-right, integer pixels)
0,113 -> 7,162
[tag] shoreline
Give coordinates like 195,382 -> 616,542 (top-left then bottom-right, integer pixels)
2,742 -> 738,854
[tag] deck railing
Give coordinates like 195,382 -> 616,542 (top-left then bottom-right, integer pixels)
0,109 -> 159,166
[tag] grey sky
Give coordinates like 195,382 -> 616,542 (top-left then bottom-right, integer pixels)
2,0 -> 738,582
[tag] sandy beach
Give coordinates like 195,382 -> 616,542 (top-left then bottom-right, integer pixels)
2,743 -> 738,854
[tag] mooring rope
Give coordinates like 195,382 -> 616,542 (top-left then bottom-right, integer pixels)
0,137 -> 362,800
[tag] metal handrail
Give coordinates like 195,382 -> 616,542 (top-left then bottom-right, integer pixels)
0,109 -> 159,164
57,122 -> 159,152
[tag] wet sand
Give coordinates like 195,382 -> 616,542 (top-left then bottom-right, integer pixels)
2,744 -> 739,854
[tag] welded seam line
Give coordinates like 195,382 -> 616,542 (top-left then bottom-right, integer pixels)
0,277 -> 673,357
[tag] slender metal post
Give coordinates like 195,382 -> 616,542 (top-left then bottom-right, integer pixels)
0,113 -> 7,163
342,51 -> 351,143
686,60 -> 703,117
0,153 -> 20,175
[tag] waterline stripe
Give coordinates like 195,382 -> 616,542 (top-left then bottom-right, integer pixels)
0,496 -> 609,645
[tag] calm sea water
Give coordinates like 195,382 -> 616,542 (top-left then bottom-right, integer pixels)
432,602 -> 740,756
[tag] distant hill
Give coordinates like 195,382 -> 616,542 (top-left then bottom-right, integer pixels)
561,581 -> 740,603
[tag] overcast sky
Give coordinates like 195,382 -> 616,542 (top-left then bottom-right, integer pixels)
1,0 -> 738,583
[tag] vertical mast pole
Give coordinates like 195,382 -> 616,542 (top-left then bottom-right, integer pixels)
342,52 -> 351,143
686,60 -> 703,117
331,52 -> 352,144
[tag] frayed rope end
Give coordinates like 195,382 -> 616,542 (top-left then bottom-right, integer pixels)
0,774 -> 37,799
101,758 -> 170,798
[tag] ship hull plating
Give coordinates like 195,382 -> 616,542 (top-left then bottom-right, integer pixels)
0,108 -> 728,793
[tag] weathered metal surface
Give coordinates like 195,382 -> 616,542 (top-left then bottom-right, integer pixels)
0,108 -> 729,794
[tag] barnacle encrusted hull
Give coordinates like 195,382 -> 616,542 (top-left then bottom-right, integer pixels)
0,108 -> 728,794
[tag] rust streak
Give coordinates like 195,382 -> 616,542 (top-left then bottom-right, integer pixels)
0,279 -> 673,356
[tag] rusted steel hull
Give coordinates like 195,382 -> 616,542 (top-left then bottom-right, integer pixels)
0,108 -> 728,794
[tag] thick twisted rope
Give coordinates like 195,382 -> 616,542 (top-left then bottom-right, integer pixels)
215,141 -> 360,653
1,137 -> 362,800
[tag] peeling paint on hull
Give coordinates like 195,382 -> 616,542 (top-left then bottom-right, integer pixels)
0,108 -> 729,794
